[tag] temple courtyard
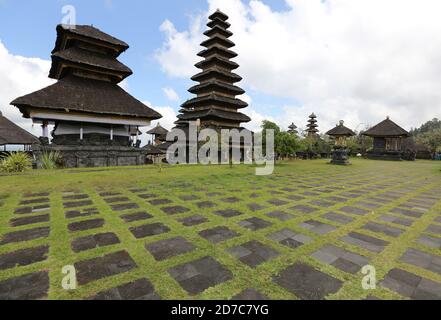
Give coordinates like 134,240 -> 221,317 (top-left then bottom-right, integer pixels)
0,159 -> 440,300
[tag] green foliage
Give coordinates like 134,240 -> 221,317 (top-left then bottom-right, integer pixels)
415,128 -> 441,152
40,151 -> 63,170
410,118 -> 441,136
0,152 -> 32,173
276,132 -> 299,158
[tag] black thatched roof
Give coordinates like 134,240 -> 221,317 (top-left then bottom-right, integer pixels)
181,93 -> 248,110
177,108 -> 251,122
147,124 -> 169,135
191,68 -> 242,83
50,47 -> 132,81
326,121 -> 356,137
198,46 -> 237,59
363,118 -> 410,137
11,75 -> 162,120
189,80 -> 244,96
53,25 -> 129,55
209,10 -> 229,21
0,112 -> 39,145
144,144 -> 166,155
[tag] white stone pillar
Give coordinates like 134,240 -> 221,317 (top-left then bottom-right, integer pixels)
110,126 -> 114,141
80,125 -> 83,140
42,121 -> 49,138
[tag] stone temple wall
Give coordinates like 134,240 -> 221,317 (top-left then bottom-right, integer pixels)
33,144 -> 147,168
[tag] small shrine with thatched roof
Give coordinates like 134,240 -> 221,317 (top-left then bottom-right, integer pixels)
363,117 -> 412,161
326,120 -> 356,165
0,111 -> 39,151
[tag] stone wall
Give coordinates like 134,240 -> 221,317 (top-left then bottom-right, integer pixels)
33,144 -> 147,168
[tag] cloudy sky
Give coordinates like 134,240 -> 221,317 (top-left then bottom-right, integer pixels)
1,0 -> 440,144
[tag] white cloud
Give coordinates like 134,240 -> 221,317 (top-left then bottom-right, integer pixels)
155,0 -> 441,133
162,87 -> 180,102
0,40 -> 55,138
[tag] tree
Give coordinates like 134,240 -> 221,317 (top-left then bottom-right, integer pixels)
411,119 -> 441,152
261,120 -> 299,159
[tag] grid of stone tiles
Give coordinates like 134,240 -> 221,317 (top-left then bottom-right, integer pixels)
0,166 -> 441,300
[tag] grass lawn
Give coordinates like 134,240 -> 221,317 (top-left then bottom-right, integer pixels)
0,159 -> 440,300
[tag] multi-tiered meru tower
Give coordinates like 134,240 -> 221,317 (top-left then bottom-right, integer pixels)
175,10 -> 251,130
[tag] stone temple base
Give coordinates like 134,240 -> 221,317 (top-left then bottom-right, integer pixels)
33,144 -> 147,168
330,149 -> 350,165
366,150 -> 403,161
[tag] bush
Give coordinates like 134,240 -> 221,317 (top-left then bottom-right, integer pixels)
40,151 -> 63,170
0,152 -> 32,173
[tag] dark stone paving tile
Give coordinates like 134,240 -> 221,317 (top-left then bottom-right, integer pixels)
227,241 -> 279,268
0,271 -> 49,300
268,228 -> 313,249
325,196 -> 348,203
138,193 -> 157,200
149,199 -> 172,206
105,197 -> 130,204
99,192 -> 121,197
267,199 -> 289,206
179,195 -> 200,201
0,245 -> 49,270
14,206 -> 49,215
302,191 -> 321,197
75,251 -> 137,285
365,197 -> 392,204
285,195 -> 305,201
161,206 -> 190,215
340,206 -> 370,216
90,278 -> 160,300
247,203 -> 266,212
418,235 -> 441,249
168,256 -> 233,295
249,193 -> 261,199
379,214 -> 414,227
298,220 -> 337,235
221,197 -> 241,204
354,201 -> 382,209
232,289 -> 269,300
266,211 -> 294,222
214,209 -> 243,218
381,268 -> 441,300
68,219 -> 105,232
23,192 -> 50,198
72,233 -> 120,253
196,201 -> 217,209
310,200 -> 334,207
322,212 -> 354,225
199,226 -> 240,244
400,248 -> 441,275
0,227 -> 50,245
339,192 -> 360,199
274,262 -> 343,300
10,214 -> 49,227
288,205 -> 319,214
62,194 -> 89,201
130,223 -> 170,239
65,207 -> 99,219
390,207 -> 424,219
362,222 -> 405,238
19,198 -> 49,206
178,215 -> 208,227
111,203 -> 139,212
311,245 -> 369,274
63,200 -> 93,208
120,212 -> 153,223
340,232 -> 389,253
146,237 -> 195,261
425,224 -> 441,235
435,217 -> 441,224
238,218 -> 273,231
